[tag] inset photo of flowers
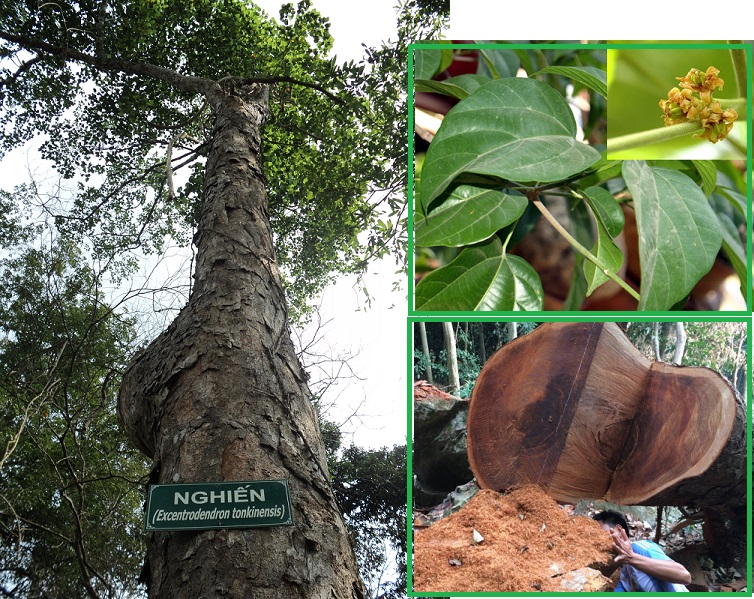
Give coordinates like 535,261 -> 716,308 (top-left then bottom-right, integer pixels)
607,45 -> 747,159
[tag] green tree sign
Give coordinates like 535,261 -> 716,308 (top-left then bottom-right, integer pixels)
145,481 -> 294,531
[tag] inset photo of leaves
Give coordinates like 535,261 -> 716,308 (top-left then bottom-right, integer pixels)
412,43 -> 750,313
606,45 -> 748,159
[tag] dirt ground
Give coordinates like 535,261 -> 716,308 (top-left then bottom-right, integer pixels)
413,485 -> 615,593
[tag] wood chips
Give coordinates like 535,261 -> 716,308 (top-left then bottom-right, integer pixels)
413,486 -> 615,593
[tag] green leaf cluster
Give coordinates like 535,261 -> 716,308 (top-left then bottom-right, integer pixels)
0,237 -> 149,597
413,47 -> 748,312
326,429 -> 407,599
0,0 -> 444,320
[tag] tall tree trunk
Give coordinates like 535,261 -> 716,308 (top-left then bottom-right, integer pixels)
442,322 -> 459,394
118,87 -> 364,598
652,322 -> 661,360
477,323 -> 486,364
672,322 -> 687,365
418,322 -> 433,384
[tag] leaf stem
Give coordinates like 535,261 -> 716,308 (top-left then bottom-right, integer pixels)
609,97 -> 747,153
608,121 -> 703,153
501,226 -> 515,253
729,41 -> 747,98
531,198 -> 640,302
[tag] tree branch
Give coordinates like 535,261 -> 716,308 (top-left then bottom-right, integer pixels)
0,29 -> 223,106
0,345 -> 65,473
235,75 -> 347,106
0,55 -> 44,91
0,30 -> 353,118
95,0 -> 107,58
608,121 -> 703,153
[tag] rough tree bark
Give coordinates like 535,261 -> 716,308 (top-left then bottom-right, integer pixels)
118,85 -> 364,598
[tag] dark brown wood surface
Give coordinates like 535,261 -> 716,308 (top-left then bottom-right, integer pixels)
467,322 -> 603,493
467,322 -> 743,510
608,361 -> 736,505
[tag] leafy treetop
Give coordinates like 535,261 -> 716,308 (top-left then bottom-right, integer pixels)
0,0 -> 398,319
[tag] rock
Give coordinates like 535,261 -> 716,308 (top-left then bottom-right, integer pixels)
556,567 -> 612,592
415,480 -> 480,527
413,381 -> 473,506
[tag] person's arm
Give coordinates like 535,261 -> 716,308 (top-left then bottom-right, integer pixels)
610,526 -> 692,585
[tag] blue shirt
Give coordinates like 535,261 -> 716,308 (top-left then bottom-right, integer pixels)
615,540 -> 689,592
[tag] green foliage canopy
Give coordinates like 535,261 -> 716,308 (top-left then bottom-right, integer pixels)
0,236 -> 148,597
329,438 -> 407,599
0,0 -> 406,318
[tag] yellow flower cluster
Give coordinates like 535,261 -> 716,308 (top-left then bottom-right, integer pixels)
659,66 -> 738,143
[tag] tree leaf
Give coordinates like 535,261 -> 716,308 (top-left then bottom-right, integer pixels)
418,77 -> 601,212
582,186 -> 624,237
415,183 -> 527,247
533,65 -> 607,98
414,74 -> 489,100
717,212 -> 747,297
691,160 -> 717,197
575,159 -> 623,189
496,201 -> 541,250
477,49 -> 519,79
714,186 -> 746,219
562,200 -> 596,310
415,79 -> 467,100
582,220 -> 625,296
622,161 -> 722,311
415,237 -> 543,311
414,48 -> 444,81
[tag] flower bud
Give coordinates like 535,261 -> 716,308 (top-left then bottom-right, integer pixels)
667,103 -> 684,119
662,65 -> 735,142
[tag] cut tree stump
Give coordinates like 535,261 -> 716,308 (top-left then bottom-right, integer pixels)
467,322 -> 745,511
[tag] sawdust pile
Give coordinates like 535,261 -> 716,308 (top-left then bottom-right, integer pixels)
413,486 -> 614,593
